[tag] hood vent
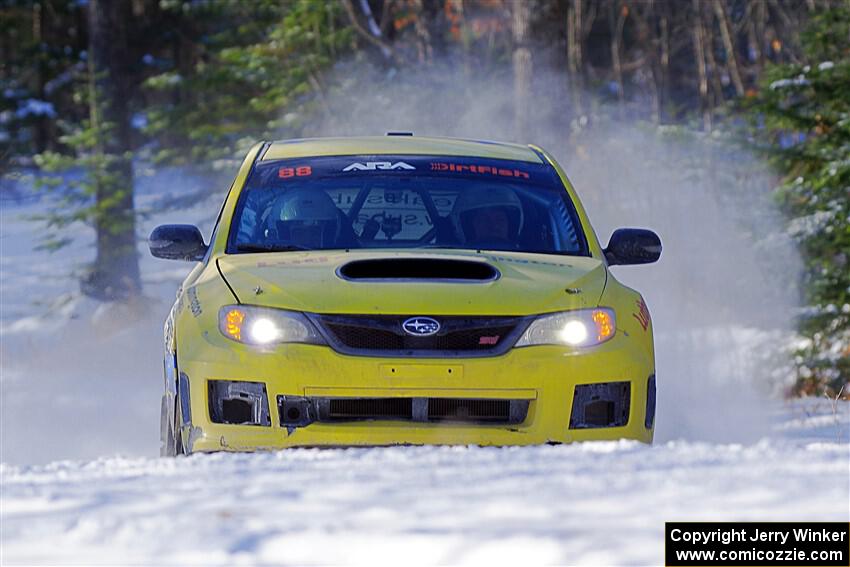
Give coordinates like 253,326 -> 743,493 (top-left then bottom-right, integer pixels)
337,258 -> 500,282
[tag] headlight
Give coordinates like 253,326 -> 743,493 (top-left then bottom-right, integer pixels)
218,305 -> 326,346
514,308 -> 616,348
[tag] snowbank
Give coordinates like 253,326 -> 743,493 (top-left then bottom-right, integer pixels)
1,401 -> 847,565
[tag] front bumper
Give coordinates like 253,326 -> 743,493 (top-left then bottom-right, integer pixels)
177,335 -> 655,452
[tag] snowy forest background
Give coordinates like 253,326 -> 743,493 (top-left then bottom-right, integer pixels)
1,6 -> 849,563
1,0 -> 848,397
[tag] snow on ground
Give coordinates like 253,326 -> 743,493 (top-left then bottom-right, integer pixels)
1,402 -> 848,566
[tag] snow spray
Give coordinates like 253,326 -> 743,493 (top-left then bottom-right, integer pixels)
305,60 -> 802,442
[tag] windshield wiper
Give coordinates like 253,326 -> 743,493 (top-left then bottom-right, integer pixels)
236,243 -> 312,253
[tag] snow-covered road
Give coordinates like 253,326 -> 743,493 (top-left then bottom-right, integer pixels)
2,402 -> 848,566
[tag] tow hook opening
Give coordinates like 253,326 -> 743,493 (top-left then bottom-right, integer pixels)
569,381 -> 631,429
208,380 -> 271,426
278,396 -> 314,427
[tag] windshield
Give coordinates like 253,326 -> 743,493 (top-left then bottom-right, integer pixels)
228,155 -> 588,256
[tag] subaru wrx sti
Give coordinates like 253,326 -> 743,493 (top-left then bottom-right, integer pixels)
150,135 -> 661,455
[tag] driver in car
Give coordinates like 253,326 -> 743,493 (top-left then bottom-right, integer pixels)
450,186 -> 524,249
262,189 -> 362,249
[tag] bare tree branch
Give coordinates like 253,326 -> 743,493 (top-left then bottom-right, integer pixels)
340,0 -> 395,61
691,0 -> 711,131
610,1 -> 628,116
713,0 -> 745,96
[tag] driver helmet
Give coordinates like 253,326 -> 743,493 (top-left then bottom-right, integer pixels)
450,186 -> 524,244
271,188 -> 341,248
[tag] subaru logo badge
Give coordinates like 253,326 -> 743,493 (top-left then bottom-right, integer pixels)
402,317 -> 440,337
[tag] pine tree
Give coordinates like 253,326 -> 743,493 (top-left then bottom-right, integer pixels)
747,5 -> 850,396
142,0 -> 352,165
33,0 -> 141,301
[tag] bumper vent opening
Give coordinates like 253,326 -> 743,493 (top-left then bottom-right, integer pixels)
337,258 -> 499,282
277,396 -> 530,426
428,398 -> 511,422
327,398 -> 413,420
208,380 -> 271,426
569,382 -> 630,429
583,400 -> 615,426
221,398 -> 254,424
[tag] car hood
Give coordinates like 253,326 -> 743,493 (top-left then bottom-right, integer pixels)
217,249 -> 607,316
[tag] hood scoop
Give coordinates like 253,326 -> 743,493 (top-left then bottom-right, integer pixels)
337,258 -> 500,282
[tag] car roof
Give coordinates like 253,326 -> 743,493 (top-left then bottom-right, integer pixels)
262,136 -> 544,164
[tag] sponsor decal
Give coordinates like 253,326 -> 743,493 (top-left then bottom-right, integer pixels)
187,286 -> 202,317
278,165 -> 313,178
430,162 -> 530,179
342,161 -> 416,172
633,297 -> 650,331
484,254 -> 564,267
402,317 -> 441,337
256,256 -> 331,267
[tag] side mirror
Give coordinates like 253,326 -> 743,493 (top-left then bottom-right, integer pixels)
604,228 -> 662,266
149,224 -> 208,261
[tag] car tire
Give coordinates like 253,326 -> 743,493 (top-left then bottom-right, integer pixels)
160,394 -> 183,457
174,395 -> 186,456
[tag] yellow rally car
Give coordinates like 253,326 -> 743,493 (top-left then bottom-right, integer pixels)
149,135 -> 661,456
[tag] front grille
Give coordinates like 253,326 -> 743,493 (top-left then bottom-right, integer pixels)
325,323 -> 517,351
310,314 -> 529,357
279,396 -> 530,426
